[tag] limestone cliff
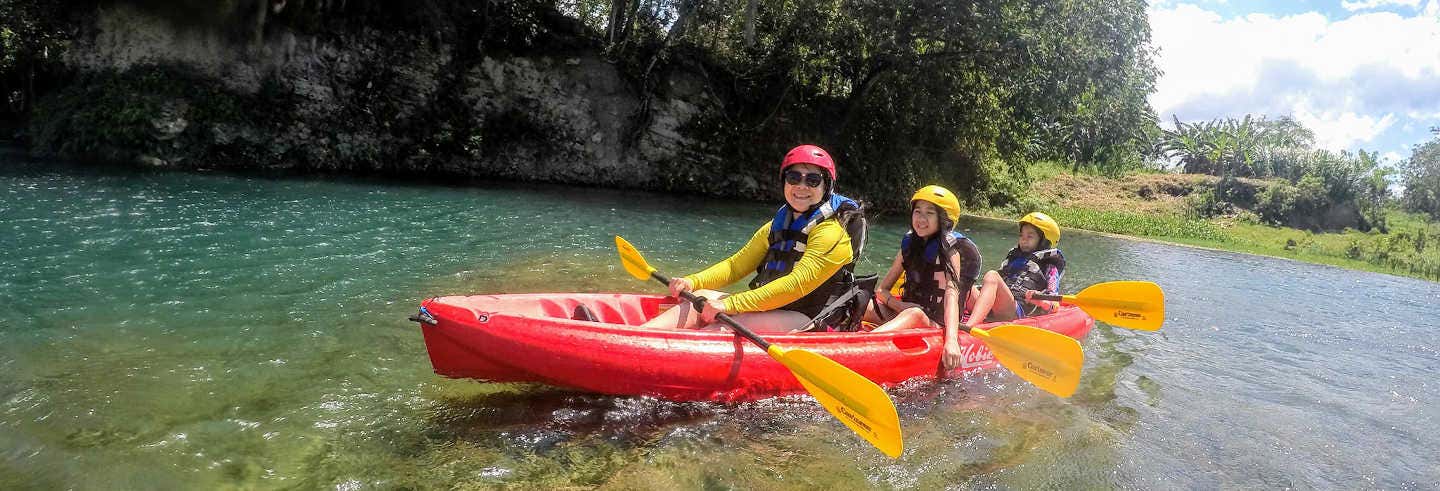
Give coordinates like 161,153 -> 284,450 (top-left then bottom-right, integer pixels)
30,1 -> 766,199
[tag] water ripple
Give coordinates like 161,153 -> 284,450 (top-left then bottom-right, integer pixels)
3,159 -> 1439,488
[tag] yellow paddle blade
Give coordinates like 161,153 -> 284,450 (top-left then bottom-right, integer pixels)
769,345 -> 903,458
1067,281 -> 1165,331
614,236 -> 657,281
969,325 -> 1084,398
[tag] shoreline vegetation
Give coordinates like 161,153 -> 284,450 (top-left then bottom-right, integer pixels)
976,163 -> 1440,283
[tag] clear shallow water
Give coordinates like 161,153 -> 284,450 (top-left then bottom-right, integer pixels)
2,154 -> 1437,488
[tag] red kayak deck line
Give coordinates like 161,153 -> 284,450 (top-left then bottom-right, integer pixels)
417,293 -> 1094,402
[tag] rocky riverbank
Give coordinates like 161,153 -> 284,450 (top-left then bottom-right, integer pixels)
24,2 -> 775,199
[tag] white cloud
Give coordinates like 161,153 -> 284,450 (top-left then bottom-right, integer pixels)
1341,0 -> 1420,12
1293,106 -> 1396,150
1149,3 -> 1440,152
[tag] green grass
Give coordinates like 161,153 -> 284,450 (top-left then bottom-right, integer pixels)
986,162 -> 1440,282
1024,161 -> 1076,183
1219,210 -> 1440,280
985,202 -> 1440,282
1044,208 -> 1230,243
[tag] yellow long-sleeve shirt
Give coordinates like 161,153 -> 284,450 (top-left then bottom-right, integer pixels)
684,219 -> 853,314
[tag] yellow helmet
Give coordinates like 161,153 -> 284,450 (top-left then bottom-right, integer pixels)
1019,212 -> 1060,246
910,185 -> 962,227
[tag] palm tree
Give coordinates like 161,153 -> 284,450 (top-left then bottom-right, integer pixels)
1159,115 -> 1217,174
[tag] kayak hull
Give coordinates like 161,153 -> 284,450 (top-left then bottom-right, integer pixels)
417,293 -> 1093,401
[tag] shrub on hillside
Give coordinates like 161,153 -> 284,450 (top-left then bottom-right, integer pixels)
1159,115 -> 1392,232
1213,176 -> 1262,209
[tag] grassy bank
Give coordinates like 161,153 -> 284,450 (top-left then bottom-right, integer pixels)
977,164 -> 1440,282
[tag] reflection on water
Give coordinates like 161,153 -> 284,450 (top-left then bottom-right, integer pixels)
2,156 -> 1437,488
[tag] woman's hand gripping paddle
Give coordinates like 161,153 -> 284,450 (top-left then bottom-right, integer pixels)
1030,281 -> 1166,331
616,236 -> 903,458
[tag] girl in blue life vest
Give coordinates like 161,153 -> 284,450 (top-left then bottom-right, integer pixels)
963,212 -> 1066,329
868,185 -> 984,371
639,144 -> 860,333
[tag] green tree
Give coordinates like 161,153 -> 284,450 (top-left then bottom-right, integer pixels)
18,0 -> 1163,210
1,0 -> 83,122
1401,135 -> 1440,218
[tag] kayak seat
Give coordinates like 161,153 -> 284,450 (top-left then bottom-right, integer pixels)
572,304 -> 600,322
534,297 -> 648,324
840,202 -> 868,261
797,274 -> 879,332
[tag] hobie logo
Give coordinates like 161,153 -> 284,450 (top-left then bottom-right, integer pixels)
1023,361 -> 1056,380
959,343 -> 995,369
1114,310 -> 1144,320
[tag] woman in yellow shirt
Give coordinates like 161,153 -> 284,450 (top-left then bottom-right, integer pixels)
641,144 -> 859,332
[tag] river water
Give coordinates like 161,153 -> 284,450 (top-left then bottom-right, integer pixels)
2,154 -> 1437,489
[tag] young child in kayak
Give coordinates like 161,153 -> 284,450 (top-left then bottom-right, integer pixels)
963,212 -> 1066,328
867,185 -> 983,371
640,144 -> 861,333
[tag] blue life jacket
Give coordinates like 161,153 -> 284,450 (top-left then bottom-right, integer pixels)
900,230 -> 972,323
749,193 -> 861,317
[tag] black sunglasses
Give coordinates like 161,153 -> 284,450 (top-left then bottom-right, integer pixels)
783,170 -> 826,188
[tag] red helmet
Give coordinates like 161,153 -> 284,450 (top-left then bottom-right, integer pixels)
780,144 -> 837,181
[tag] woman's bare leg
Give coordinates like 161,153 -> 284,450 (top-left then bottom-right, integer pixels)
639,290 -> 726,329
709,309 -> 812,333
862,301 -> 885,324
863,297 -> 902,324
869,307 -> 935,332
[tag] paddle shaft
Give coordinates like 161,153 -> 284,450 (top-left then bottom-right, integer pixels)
1029,293 -> 1064,302
649,272 -> 771,350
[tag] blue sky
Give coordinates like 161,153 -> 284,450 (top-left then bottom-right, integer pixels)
1148,0 -> 1440,164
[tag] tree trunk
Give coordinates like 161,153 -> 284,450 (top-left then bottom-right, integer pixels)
607,0 -> 627,44
253,0 -> 269,49
743,0 -> 758,48
641,0 -> 694,78
624,0 -> 641,43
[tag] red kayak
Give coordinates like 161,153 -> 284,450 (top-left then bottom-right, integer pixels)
414,293 -> 1094,402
